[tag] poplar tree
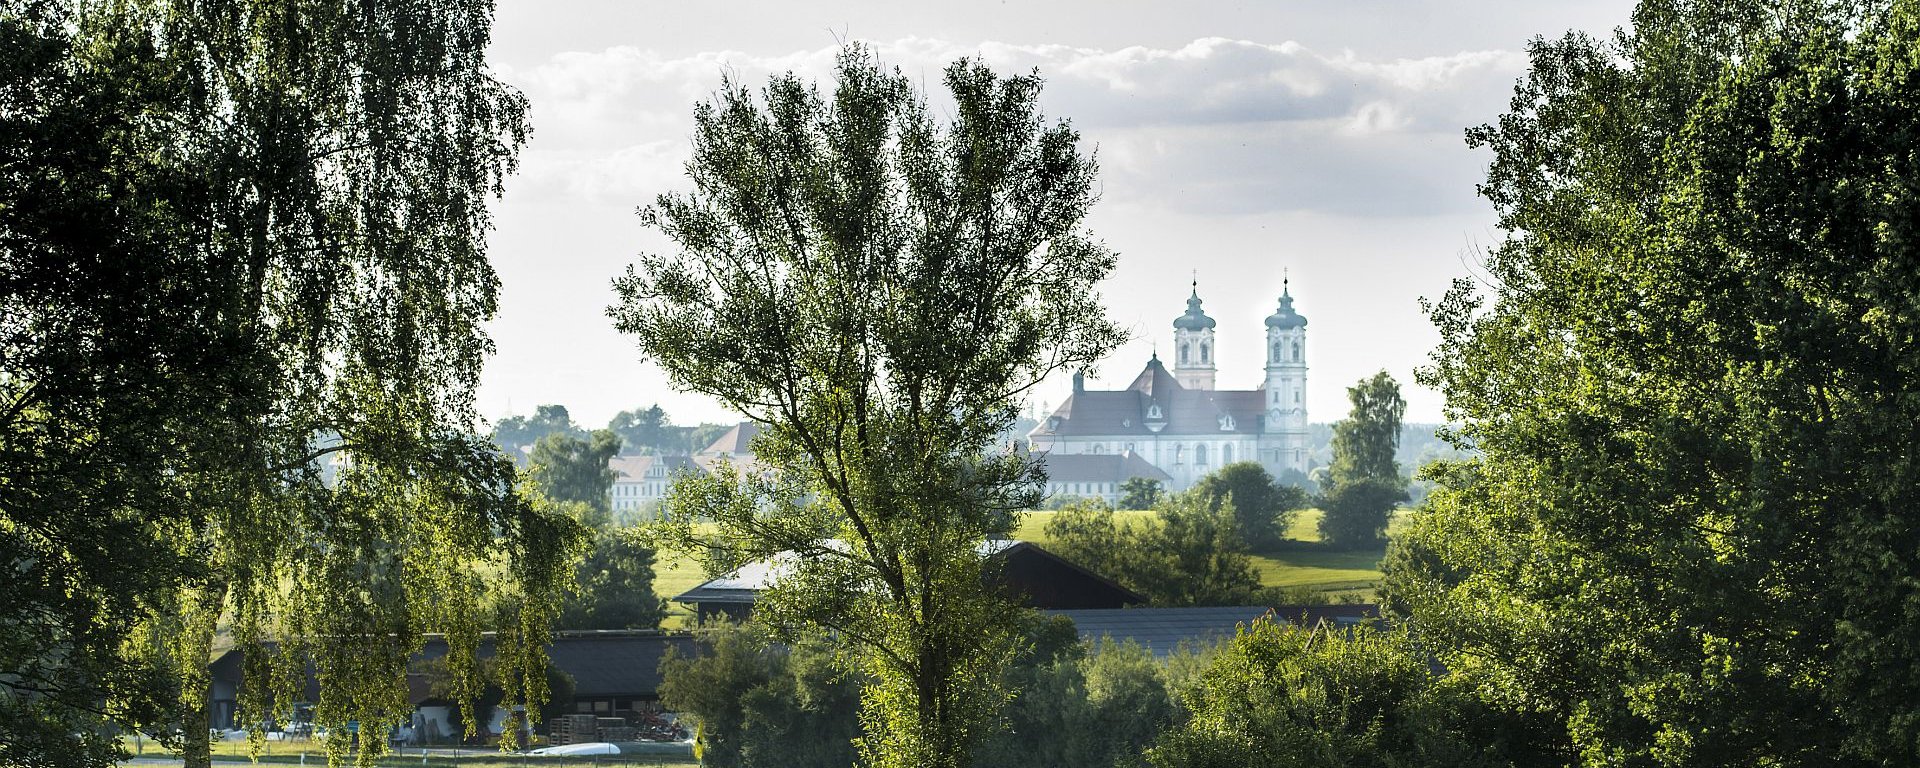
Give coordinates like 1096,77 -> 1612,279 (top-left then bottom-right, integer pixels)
1319,371 -> 1407,548
612,47 -> 1123,768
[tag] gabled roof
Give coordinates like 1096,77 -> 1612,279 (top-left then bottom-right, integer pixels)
1046,606 -> 1271,657
673,540 -> 1146,610
699,421 -> 761,456
609,455 -> 702,482
1047,604 -> 1380,658
1030,358 -> 1268,439
1035,451 -> 1172,484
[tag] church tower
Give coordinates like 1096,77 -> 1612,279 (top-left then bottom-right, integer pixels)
1261,274 -> 1309,475
1172,279 -> 1217,390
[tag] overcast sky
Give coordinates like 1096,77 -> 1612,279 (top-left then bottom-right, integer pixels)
477,0 -> 1637,430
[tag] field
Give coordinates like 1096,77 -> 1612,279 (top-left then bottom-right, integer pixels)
652,508 -> 1402,625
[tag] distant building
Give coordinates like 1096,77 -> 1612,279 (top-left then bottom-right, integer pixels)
1028,278 -> 1310,491
1034,451 -> 1172,505
609,455 -> 704,518
691,420 -> 766,477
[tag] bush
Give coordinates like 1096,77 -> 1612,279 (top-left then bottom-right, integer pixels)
1316,478 -> 1404,549
1191,462 -> 1309,549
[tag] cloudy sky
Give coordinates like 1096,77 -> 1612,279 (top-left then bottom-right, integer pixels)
477,0 -> 1637,430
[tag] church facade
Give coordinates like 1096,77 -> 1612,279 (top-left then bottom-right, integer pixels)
1027,280 -> 1310,492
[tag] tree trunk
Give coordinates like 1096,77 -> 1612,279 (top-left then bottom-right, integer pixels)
179,580 -> 229,768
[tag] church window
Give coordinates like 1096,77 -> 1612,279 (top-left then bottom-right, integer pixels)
1179,343 -> 1189,364
1291,340 -> 1300,361
1174,444 -> 1185,464
1092,444 -> 1105,454
1200,342 -> 1210,363
1294,390 -> 1301,404
1147,404 -> 1162,419
1195,443 -> 1209,466
1223,443 -> 1234,463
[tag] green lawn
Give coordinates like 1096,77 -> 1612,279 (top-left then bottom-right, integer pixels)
650,507 -> 1404,617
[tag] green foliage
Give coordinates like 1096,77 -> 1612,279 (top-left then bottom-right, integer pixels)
0,5 -> 220,764
528,430 -> 622,516
607,405 -> 673,455
681,422 -> 735,456
556,527 -> 667,631
980,623 -> 1176,768
614,45 -> 1122,768
1147,620 -> 1524,768
423,658 -> 576,744
0,1 -> 582,767
1118,477 -> 1165,510
1191,462 -> 1308,549
1385,1 -> 1920,764
1043,496 -> 1264,606
494,405 -> 584,460
1320,373 -> 1408,549
1316,479 -> 1402,550
658,623 -> 861,768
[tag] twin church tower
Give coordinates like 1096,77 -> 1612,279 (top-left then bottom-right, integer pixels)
1028,278 -> 1311,492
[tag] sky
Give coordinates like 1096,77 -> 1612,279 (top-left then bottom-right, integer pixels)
476,0 -> 1638,430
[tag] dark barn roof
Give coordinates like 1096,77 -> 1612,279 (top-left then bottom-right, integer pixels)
211,631 -> 698,710
674,540 -> 1146,611
1046,606 -> 1270,657
1048,604 -> 1381,658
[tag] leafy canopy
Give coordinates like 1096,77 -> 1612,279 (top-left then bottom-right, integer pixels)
611,46 -> 1123,768
1388,0 -> 1920,764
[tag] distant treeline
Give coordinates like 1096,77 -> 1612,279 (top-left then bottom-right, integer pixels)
492,403 -> 735,460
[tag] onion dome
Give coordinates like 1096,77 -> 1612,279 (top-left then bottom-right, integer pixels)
1172,281 -> 1216,331
1266,275 -> 1308,329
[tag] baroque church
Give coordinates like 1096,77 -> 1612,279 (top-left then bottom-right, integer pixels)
1027,279 -> 1310,494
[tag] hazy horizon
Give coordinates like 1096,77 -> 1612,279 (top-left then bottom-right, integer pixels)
476,0 -> 1638,429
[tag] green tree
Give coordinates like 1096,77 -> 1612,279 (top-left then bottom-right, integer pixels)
979,619 -> 1175,768
0,2 -> 583,767
0,6 -> 225,763
607,404 -> 672,454
681,422 -> 736,455
1319,372 -> 1408,548
1043,496 -> 1264,607
494,404 -> 583,460
659,623 -> 862,768
1192,462 -> 1308,549
556,526 -> 668,631
1386,1 -> 1920,764
1146,618 -> 1530,768
529,430 -> 622,516
613,46 -> 1122,768
1118,476 -> 1165,510
738,633 -> 865,768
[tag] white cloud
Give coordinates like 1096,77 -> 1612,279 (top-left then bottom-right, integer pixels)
496,36 -> 1529,216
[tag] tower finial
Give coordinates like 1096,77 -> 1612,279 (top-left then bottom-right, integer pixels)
1283,267 -> 1290,296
